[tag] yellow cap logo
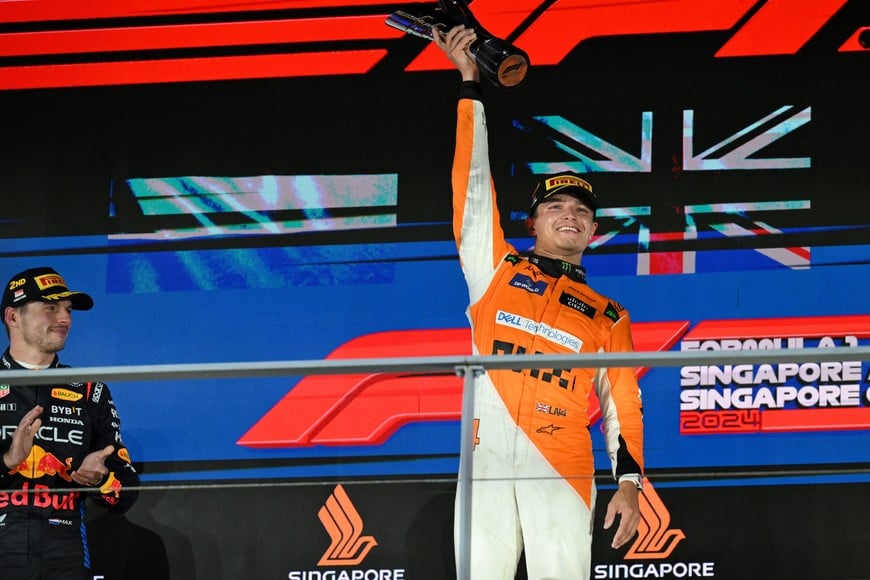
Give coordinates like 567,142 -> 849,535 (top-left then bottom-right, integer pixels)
544,174 -> 593,193
35,274 -> 67,291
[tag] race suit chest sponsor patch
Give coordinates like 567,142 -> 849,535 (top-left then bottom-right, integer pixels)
604,301 -> 624,322
51,388 -> 82,402
495,310 -> 583,353
560,291 -> 596,319
508,273 -> 548,296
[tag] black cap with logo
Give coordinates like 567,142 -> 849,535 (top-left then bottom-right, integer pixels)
1,267 -> 94,312
529,171 -> 599,216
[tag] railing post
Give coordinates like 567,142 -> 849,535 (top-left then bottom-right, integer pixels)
455,363 -> 484,580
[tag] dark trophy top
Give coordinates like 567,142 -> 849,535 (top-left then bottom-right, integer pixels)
386,0 -> 530,89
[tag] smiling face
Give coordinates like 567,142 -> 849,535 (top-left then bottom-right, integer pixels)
5,299 -> 73,366
526,193 -> 598,264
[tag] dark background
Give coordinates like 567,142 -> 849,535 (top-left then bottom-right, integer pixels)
2,1 -> 869,578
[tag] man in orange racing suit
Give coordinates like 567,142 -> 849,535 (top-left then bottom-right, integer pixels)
435,26 -> 644,580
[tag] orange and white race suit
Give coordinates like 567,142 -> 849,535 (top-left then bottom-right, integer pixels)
451,88 -> 644,580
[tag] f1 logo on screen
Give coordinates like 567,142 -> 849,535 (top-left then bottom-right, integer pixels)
238,315 -> 870,448
236,323 -> 687,448
0,0 -> 857,89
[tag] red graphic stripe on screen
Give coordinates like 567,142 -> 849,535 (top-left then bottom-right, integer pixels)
761,408 -> 870,433
0,0 -> 852,88
839,27 -> 870,52
0,0 -> 428,24
508,0 -> 756,67
683,315 -> 870,340
0,16 -> 402,58
404,0 -> 541,72
0,51 -> 387,90
744,227 -> 811,262
237,321 -> 688,448
681,406 -> 870,435
788,246 -> 811,262
715,0 -> 850,57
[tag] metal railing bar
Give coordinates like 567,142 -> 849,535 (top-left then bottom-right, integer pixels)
1,346 -> 867,385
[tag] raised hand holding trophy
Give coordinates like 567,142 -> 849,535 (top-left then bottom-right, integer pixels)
386,0 -> 530,89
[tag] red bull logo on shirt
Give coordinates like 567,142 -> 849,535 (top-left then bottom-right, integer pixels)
9,445 -> 73,482
99,472 -> 124,505
0,482 -> 79,510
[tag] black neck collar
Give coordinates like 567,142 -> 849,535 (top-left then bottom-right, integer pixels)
1,349 -> 61,370
522,253 -> 587,284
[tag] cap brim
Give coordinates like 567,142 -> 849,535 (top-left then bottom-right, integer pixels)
44,291 -> 94,311
531,187 -> 599,214
571,189 -> 598,211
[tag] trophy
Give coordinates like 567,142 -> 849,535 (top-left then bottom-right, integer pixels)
386,0 -> 530,89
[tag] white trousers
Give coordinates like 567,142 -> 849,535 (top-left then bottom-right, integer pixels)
454,378 -> 596,580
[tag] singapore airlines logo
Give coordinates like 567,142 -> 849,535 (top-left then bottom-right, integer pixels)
592,479 -> 720,578
625,478 -> 685,559
317,484 -> 378,566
